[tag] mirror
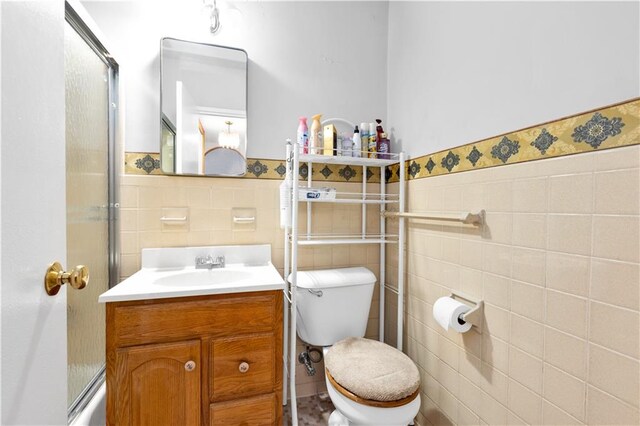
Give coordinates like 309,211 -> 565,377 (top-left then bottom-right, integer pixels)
160,38 -> 247,176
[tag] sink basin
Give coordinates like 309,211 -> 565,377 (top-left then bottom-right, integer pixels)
98,245 -> 285,303
152,269 -> 253,287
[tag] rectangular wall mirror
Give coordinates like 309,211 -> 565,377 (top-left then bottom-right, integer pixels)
160,38 -> 248,177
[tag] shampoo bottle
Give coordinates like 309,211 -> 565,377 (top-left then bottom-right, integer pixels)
352,125 -> 361,158
309,114 -> 323,155
297,117 -> 308,154
359,123 -> 368,157
378,132 -> 390,160
368,122 -> 377,158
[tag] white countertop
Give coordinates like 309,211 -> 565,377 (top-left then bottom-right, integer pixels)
99,245 -> 285,303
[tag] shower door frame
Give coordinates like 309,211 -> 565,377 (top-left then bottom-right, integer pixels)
65,1 -> 120,423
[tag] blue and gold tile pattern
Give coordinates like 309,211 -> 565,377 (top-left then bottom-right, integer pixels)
126,98 -> 639,183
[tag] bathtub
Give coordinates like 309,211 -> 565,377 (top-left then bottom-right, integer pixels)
69,383 -> 106,426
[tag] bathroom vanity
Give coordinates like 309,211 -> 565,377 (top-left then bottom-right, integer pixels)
99,245 -> 285,426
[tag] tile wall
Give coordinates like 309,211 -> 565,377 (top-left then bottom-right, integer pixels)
118,175 -> 383,397
384,145 -> 640,425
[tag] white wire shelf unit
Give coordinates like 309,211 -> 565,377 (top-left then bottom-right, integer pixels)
291,234 -> 399,246
298,151 -> 400,167
297,190 -> 399,205
282,141 -> 407,426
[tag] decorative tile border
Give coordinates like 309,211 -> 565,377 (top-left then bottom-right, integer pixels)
124,152 -> 163,175
387,97 -> 639,182
125,98 -> 639,183
124,152 -> 382,183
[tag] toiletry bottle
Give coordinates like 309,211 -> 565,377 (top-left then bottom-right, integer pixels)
378,132 -> 390,160
309,114 -> 323,155
297,117 -> 308,154
359,123 -> 368,158
368,122 -> 377,158
375,119 -> 385,140
352,125 -> 361,158
341,133 -> 352,157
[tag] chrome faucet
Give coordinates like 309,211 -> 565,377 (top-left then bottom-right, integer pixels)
195,255 -> 225,269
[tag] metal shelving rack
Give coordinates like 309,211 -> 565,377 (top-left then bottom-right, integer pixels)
282,141 -> 406,424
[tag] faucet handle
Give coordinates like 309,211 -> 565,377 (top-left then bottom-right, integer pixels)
215,255 -> 225,266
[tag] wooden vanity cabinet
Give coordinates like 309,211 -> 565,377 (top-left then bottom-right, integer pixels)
106,290 -> 283,426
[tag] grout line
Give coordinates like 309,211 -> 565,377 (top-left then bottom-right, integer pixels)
543,398 -> 584,425
584,168 -> 597,423
587,340 -> 640,363
586,383 -> 640,413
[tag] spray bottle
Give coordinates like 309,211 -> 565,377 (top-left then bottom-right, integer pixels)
368,122 -> 377,158
352,125 -> 362,158
297,117 -> 308,154
359,123 -> 368,158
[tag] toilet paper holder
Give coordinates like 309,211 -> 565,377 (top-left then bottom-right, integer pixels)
450,292 -> 484,333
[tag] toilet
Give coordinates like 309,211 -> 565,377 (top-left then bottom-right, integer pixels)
294,267 -> 421,426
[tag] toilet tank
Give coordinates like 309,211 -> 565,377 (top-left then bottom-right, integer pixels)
291,267 -> 376,347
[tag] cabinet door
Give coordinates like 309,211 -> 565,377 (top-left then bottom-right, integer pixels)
115,340 -> 201,426
210,333 -> 275,401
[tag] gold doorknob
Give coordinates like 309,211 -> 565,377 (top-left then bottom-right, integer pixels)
44,262 -> 89,296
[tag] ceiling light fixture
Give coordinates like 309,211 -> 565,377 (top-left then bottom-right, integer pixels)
218,121 -> 240,149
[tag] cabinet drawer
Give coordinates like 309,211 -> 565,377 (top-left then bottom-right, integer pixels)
210,333 -> 275,401
109,293 -> 277,347
210,394 -> 275,426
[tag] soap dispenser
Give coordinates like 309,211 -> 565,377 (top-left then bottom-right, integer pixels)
309,114 -> 323,155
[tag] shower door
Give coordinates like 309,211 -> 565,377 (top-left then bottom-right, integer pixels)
64,6 -> 118,417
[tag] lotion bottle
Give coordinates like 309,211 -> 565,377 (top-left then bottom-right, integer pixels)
309,114 -> 323,155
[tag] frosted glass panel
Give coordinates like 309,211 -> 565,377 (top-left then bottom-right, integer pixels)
65,22 -> 110,407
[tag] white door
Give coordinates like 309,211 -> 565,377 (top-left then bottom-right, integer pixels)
2,2 -> 114,423
1,1 -> 68,425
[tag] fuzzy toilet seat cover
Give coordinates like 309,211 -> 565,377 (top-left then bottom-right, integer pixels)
325,337 -> 420,402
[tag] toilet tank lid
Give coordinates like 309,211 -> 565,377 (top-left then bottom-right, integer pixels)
288,267 -> 376,289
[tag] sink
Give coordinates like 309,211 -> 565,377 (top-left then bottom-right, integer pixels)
98,244 -> 285,303
152,269 -> 253,287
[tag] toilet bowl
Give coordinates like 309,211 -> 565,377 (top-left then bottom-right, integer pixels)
293,268 -> 421,425
322,345 -> 421,426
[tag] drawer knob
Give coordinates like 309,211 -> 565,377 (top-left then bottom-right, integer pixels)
185,360 -> 196,371
238,361 -> 250,373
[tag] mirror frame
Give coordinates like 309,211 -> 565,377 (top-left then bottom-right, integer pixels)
159,37 -> 249,177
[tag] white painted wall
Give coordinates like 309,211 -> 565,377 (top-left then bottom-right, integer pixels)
0,1 -> 3,416
1,1 -> 68,424
387,1 -> 640,157
82,0 -> 389,159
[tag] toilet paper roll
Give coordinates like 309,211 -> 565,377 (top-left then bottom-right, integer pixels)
433,296 -> 473,333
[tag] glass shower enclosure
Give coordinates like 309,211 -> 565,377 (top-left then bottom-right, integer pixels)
64,3 -> 118,421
